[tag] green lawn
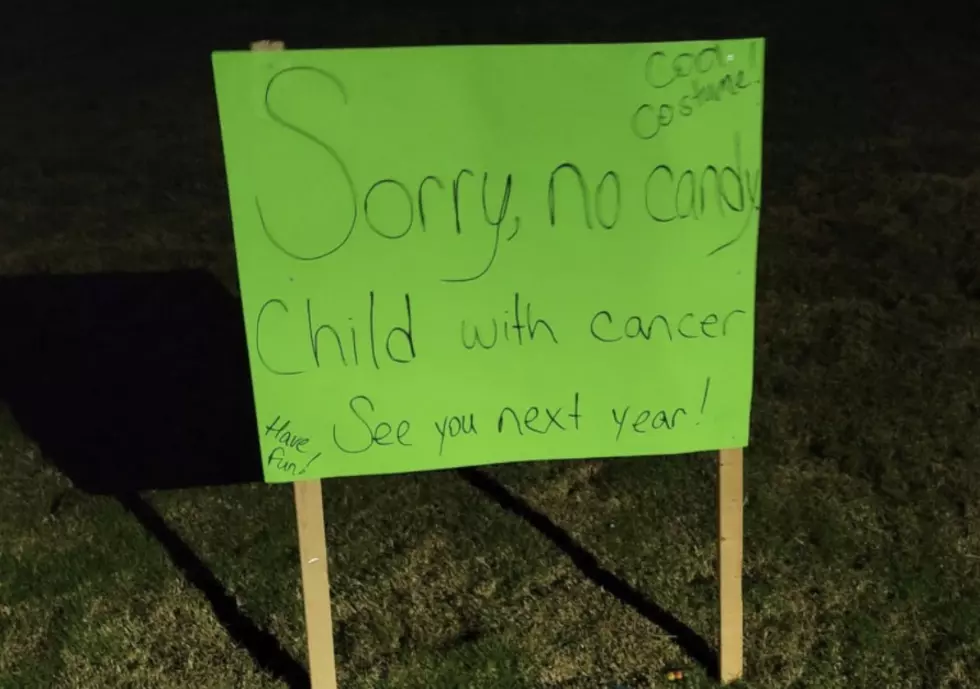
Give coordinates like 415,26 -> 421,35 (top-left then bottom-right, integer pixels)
3,8 -> 980,689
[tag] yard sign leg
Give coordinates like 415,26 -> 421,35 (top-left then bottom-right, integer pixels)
293,479 -> 338,689
249,40 -> 337,689
718,447 -> 744,684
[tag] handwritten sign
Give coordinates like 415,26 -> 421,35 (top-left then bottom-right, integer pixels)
211,39 -> 765,482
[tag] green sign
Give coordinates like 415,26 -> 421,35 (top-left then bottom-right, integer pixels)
212,39 -> 765,482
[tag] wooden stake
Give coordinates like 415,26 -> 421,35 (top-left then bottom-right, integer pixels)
249,42 -> 337,689
293,479 -> 338,689
718,447 -> 744,684
251,39 -> 286,52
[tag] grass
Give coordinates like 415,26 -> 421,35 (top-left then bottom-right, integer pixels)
3,6 -> 980,689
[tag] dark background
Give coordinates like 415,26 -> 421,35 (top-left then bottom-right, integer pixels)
2,3 -> 980,687
1,2 -> 977,494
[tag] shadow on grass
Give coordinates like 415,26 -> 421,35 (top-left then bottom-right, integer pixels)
0,270 -> 262,493
0,270 -> 714,684
458,468 -> 719,680
0,270 -> 309,686
118,492 -> 310,689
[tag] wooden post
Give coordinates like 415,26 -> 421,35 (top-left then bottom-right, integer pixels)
293,479 -> 338,689
718,447 -> 744,684
249,42 -> 337,689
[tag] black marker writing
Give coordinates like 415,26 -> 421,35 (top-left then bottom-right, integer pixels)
595,171 -> 621,229
549,163 -> 593,229
332,394 -> 412,454
442,171 -> 518,283
299,452 -> 323,475
611,405 -> 687,440
256,300 -> 305,375
434,413 -> 478,455
497,393 -> 582,435
461,292 -> 558,350
643,135 -> 760,229
418,175 -> 445,231
452,169 -> 474,234
265,415 -> 310,452
589,308 -> 746,344
706,134 -> 762,256
258,65 -> 522,283
547,164 -> 624,231
644,45 -> 726,90
700,376 -> 711,415
633,44 -> 760,141
257,291 -> 415,376
264,415 -> 322,476
260,67 -> 357,261
365,179 -> 414,240
254,63 -> 760,284
267,446 -> 296,473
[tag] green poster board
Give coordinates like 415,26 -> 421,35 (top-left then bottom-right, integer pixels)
212,39 -> 765,482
